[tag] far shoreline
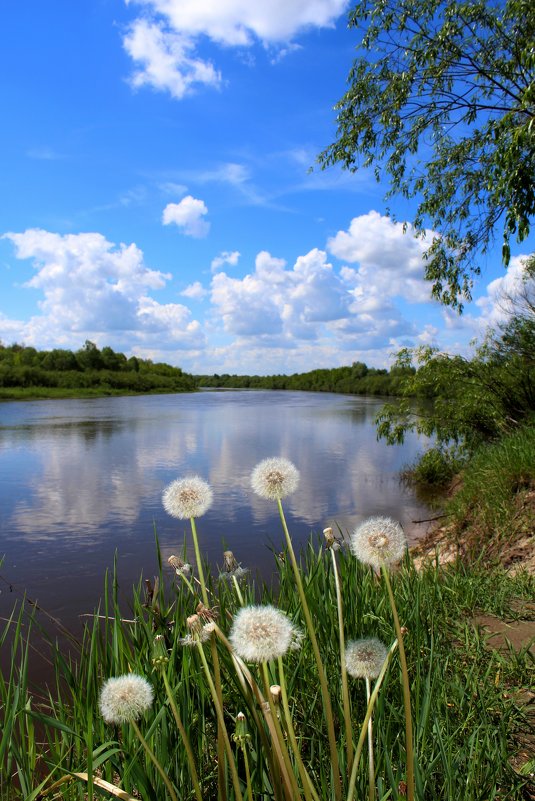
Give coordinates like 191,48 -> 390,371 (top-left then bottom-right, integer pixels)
0,386 -> 199,403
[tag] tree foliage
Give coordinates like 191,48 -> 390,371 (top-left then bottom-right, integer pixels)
319,0 -> 535,308
0,341 -> 196,396
375,258 -> 535,453
197,362 -> 413,395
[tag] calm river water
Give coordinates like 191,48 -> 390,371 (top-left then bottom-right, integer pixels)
0,390 -> 431,629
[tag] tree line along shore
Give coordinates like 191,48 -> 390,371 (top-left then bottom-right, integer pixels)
0,341 -> 417,400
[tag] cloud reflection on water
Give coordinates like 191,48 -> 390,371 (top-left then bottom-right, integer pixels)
0,392 -> 431,622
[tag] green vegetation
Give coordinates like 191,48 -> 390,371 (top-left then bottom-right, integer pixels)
0,340 -> 196,399
197,361 -> 414,395
376,258 -> 535,463
319,0 -> 535,308
1,527 -> 533,801
386,259 -> 534,563
443,422 -> 535,559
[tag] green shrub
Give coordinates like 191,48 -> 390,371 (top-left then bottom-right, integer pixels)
409,447 -> 464,487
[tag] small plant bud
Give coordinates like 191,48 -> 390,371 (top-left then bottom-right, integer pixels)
270,684 -> 282,705
323,526 -> 335,547
232,711 -> 251,747
151,634 -> 169,669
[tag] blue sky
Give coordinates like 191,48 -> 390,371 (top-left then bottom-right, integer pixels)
0,0 -> 532,375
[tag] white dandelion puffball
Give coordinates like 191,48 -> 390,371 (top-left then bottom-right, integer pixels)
251,457 -> 300,500
162,476 -> 213,519
350,516 -> 407,569
229,605 -> 303,663
345,638 -> 388,680
99,674 -> 154,724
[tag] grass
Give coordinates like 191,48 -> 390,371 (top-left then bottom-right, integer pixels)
1,533 -> 533,801
444,422 -> 535,559
0,386 -> 196,401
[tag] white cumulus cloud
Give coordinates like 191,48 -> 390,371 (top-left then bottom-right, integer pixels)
123,0 -> 349,98
475,255 -> 534,328
1,229 -> 205,353
126,0 -> 348,44
207,214 -> 441,360
123,18 -> 221,99
162,195 -> 210,238
327,210 -> 432,303
211,248 -> 353,342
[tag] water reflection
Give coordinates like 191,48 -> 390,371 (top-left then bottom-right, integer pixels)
0,392 -> 431,626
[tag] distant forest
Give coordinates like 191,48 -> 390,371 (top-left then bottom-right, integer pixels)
0,341 -> 417,400
0,340 -> 196,396
196,362 -> 415,396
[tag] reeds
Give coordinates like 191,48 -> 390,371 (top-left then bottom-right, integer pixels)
1,467 -> 533,801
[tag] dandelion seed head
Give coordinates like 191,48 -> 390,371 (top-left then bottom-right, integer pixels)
196,602 -> 219,622
350,516 -> 406,569
180,622 -> 214,647
229,605 -> 303,663
162,476 -> 213,519
345,638 -> 388,680
168,555 -> 192,577
219,550 -> 248,582
186,613 -> 203,635
223,551 -> 239,571
99,674 -> 153,724
251,457 -> 299,500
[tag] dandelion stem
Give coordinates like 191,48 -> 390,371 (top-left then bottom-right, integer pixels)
242,743 -> 253,801
130,719 -> 179,801
277,657 -> 320,801
261,662 -> 303,801
190,517 -> 209,606
213,624 -> 287,801
190,516 -> 227,801
196,640 -> 244,801
381,565 -> 415,801
161,670 -> 203,801
178,573 -> 196,596
331,546 -> 353,776
277,498 -> 342,801
346,640 -> 398,801
232,574 -> 245,606
365,678 -> 375,801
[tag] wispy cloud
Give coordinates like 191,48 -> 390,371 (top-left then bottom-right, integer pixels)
211,250 -> 240,273
181,281 -> 208,300
26,146 -> 67,161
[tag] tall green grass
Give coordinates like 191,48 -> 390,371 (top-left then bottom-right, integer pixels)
1,541 -> 533,800
445,422 -> 535,555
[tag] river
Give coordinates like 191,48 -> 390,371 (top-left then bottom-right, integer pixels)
0,390 -> 431,629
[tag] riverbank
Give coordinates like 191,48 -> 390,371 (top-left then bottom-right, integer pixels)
411,422 -> 535,575
0,385 -> 197,401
